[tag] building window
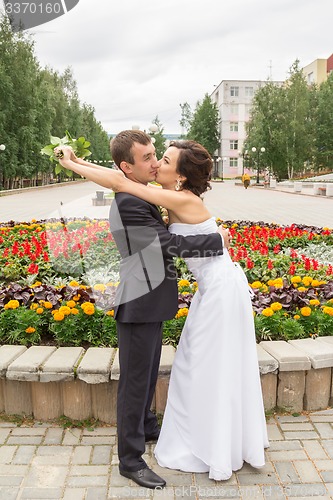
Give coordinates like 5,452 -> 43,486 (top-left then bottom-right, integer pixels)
230,158 -> 238,167
230,122 -> 238,132
245,86 -> 254,97
307,72 -> 314,84
230,104 -> 238,115
230,86 -> 239,97
230,140 -> 238,150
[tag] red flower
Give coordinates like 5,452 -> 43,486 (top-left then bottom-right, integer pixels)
27,263 -> 39,274
289,263 -> 296,275
267,259 -> 274,270
246,258 -> 254,269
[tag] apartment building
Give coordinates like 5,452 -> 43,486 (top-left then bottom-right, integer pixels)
210,80 -> 281,177
302,53 -> 333,85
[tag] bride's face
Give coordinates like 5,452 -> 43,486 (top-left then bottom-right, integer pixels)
156,146 -> 181,189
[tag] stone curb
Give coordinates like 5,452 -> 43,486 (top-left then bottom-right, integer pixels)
1,339 -> 333,420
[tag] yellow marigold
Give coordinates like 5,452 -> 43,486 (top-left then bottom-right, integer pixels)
309,299 -> 320,306
261,284 -> 268,292
302,276 -> 313,286
73,295 -> 80,301
83,305 -> 95,316
66,300 -> 76,308
69,280 -> 80,287
291,276 -> 302,284
271,302 -> 283,311
329,299 -> 333,304
106,310 -> 115,316
53,311 -> 65,321
30,281 -> 42,288
30,303 -> 38,310
262,308 -> 274,317
178,279 -> 190,288
300,307 -> 312,317
311,280 -> 321,287
294,314 -> 300,320
181,291 -> 190,296
70,308 -> 79,315
323,307 -> 333,316
267,279 -> 275,286
192,281 -> 198,289
175,307 -> 189,319
31,218 -> 37,223
59,306 -> 71,316
298,287 -> 307,292
25,327 -> 36,333
4,300 -> 20,310
251,281 -> 262,289
93,284 -> 106,292
36,308 -> 44,314
81,302 -> 93,310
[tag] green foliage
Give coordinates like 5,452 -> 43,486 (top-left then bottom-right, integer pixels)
246,60 -> 315,180
187,94 -> 220,156
0,307 -> 42,345
149,116 -> 166,160
40,131 -> 91,177
0,14 -> 111,189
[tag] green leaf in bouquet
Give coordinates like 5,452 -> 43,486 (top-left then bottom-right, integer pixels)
65,130 -> 74,141
40,145 -> 55,157
65,169 -> 74,177
83,141 -> 91,148
81,149 -> 92,157
50,136 -> 61,145
54,164 -> 63,175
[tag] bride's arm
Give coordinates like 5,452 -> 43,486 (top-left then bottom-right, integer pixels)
58,149 -> 188,211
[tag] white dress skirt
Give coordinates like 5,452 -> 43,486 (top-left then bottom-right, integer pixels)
154,217 -> 269,481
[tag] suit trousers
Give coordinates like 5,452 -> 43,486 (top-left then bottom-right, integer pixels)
116,321 -> 163,471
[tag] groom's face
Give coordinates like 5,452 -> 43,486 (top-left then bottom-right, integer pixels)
120,141 -> 158,185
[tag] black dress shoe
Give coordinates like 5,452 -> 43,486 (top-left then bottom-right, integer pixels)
145,431 -> 160,442
119,466 -> 166,489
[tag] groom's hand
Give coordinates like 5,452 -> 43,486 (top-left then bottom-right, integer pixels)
217,227 -> 232,249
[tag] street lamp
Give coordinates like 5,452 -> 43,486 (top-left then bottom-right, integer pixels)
241,149 -> 249,175
213,155 -> 221,179
251,146 -> 265,184
0,144 -> 6,190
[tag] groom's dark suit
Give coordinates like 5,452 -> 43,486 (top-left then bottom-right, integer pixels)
109,192 -> 223,472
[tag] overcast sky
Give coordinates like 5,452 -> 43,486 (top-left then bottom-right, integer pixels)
3,0 -> 333,134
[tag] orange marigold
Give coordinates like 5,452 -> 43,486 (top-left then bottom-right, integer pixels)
300,307 -> 311,317
25,327 -> 36,333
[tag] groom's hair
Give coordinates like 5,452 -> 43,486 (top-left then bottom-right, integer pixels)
110,130 -> 151,168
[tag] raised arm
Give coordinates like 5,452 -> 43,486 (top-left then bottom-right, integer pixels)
57,147 -> 191,212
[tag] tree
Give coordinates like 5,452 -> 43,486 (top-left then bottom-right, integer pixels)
245,60 -> 314,180
149,116 -> 166,159
179,102 -> 192,138
313,72 -> 333,170
187,94 -> 220,156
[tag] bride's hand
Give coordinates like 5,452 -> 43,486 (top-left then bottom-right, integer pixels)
54,146 -> 76,162
218,227 -> 232,249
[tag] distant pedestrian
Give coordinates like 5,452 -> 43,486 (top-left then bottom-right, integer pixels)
242,172 -> 251,189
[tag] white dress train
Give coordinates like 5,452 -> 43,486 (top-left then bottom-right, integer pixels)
154,217 -> 269,481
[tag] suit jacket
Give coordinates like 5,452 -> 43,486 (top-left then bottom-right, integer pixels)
109,192 -> 223,323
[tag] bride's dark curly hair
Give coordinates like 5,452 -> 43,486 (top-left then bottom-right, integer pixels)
170,140 -> 212,196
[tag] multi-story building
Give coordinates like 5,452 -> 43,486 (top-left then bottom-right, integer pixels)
210,80 -> 281,178
302,53 -> 333,85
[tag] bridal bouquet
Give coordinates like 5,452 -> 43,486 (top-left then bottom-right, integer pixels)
41,131 -> 91,177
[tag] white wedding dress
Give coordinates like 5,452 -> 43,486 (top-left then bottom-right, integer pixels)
154,217 -> 269,481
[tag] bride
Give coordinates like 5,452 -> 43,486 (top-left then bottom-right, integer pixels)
57,140 -> 269,481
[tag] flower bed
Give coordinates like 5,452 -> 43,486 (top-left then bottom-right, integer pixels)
0,218 -> 332,347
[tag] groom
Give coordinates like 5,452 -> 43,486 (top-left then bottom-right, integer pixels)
109,130 -> 230,489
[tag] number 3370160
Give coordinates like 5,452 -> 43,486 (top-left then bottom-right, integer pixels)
5,3 -> 62,14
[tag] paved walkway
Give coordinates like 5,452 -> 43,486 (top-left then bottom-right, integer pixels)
1,410 -> 333,499
1,181 -> 333,499
0,180 -> 332,227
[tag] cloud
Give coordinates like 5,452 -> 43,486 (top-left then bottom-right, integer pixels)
14,0 -> 333,133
